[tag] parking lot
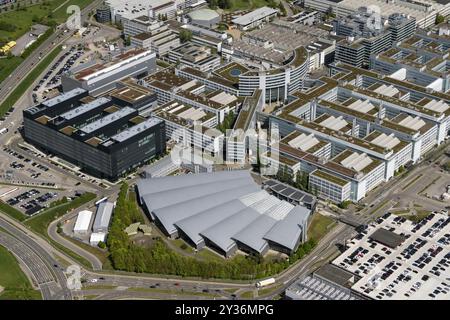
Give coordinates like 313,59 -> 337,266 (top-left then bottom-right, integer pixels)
0,185 -> 66,216
2,146 -> 59,187
332,211 -> 450,300
4,188 -> 58,215
32,45 -> 86,104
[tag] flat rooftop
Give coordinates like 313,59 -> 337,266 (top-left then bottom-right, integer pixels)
79,106 -> 136,134
314,263 -> 355,288
231,6 -> 278,26
110,118 -> 162,143
110,83 -> 153,103
369,228 -> 406,249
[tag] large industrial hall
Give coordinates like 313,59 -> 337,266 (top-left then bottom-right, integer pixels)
136,170 -> 312,257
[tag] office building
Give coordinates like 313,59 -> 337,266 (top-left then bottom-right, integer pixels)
261,60 -> 450,203
105,0 -> 189,24
96,5 -> 112,23
304,0 -> 450,28
167,42 -> 221,72
370,32 -> 450,92
62,49 -> 156,96
232,6 -> 279,31
152,100 -> 224,155
23,89 -> 166,181
109,79 -> 158,115
130,25 -> 180,57
333,12 -> 415,68
141,68 -> 239,123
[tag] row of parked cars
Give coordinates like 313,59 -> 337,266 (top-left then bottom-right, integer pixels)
7,189 -> 40,206
32,46 -> 84,103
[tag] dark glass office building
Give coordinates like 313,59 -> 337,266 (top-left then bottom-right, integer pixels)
23,88 -> 166,181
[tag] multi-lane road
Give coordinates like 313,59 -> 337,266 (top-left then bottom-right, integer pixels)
0,0 -> 104,106
0,214 -> 72,300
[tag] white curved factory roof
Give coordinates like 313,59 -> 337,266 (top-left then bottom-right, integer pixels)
175,199 -> 247,246
263,206 -> 310,250
137,170 -> 311,255
188,8 -> 219,21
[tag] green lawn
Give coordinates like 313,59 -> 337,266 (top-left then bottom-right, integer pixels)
393,209 -> 431,223
0,44 -> 62,117
229,0 -> 273,11
0,245 -> 42,300
307,213 -> 336,242
0,200 -> 27,222
0,0 -> 93,41
0,56 -> 23,86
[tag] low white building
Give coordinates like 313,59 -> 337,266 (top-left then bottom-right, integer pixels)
232,7 -> 279,31
90,232 -> 106,245
73,210 -> 93,235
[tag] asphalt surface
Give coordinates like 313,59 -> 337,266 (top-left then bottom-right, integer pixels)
0,214 -> 72,300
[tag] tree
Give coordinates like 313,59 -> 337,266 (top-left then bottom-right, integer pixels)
444,161 -> 450,172
294,171 -> 309,191
218,0 -> 231,9
217,111 -> 235,133
338,200 -> 352,209
278,2 -> 287,17
208,0 -> 218,9
98,241 -> 106,249
179,29 -> 192,43
435,14 -> 445,25
124,35 -> 131,46
267,0 -> 277,9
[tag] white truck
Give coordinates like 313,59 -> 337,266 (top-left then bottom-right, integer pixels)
0,128 -> 8,135
256,277 -> 275,288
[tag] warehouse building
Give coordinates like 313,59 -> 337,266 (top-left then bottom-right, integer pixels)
93,202 -> 114,233
232,6 -> 279,31
136,170 -> 312,257
62,49 -> 156,96
74,210 -> 93,235
23,89 -> 166,181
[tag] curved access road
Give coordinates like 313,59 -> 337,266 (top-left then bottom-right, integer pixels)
48,216 -> 103,271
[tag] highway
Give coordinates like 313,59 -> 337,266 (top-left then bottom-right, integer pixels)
0,214 -> 72,300
0,0 -> 103,106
